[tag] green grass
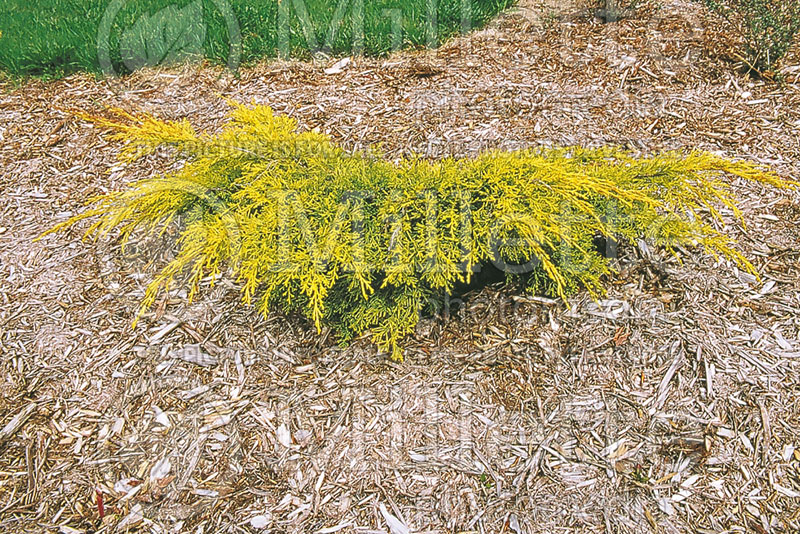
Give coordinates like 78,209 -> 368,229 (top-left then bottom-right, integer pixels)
0,0 -> 515,78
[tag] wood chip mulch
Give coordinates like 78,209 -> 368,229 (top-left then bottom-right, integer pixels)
1,0 -> 800,532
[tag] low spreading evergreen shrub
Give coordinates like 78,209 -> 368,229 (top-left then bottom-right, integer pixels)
45,103 -> 792,359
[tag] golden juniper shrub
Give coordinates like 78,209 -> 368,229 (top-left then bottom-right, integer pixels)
45,102 -> 792,360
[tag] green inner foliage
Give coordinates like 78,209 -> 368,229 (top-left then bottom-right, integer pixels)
44,103 -> 792,359
0,0 -> 514,78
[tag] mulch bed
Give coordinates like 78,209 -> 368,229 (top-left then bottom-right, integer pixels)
1,0 -> 800,532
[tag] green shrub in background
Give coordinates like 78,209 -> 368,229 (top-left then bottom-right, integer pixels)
703,0 -> 800,73
44,103 -> 792,360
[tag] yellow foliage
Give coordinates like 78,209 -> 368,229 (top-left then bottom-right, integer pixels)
44,102 -> 794,360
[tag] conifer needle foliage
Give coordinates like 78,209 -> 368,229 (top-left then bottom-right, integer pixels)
45,103 -> 792,359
